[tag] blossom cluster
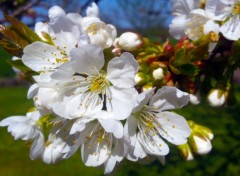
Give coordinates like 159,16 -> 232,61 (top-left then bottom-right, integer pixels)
170,0 -> 240,41
0,3 -> 201,174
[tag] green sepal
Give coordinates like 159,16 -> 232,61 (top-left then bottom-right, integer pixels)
41,32 -> 54,45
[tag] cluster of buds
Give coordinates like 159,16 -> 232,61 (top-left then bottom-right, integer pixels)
178,121 -> 214,160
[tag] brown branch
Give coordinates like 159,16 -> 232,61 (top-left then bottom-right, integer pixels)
0,0 -> 41,24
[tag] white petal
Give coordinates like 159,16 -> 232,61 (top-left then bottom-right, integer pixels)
53,32 -> 78,53
99,118 -> 123,139
150,86 -> 189,111
203,20 -> 219,35
66,13 -> 82,25
48,6 -> 79,34
107,52 -> 139,88
86,2 -> 99,17
169,16 -> 188,39
171,0 -> 195,16
0,116 -> 27,126
33,71 -> 57,87
34,22 -> 53,41
81,138 -> 109,167
38,87 -> 59,109
42,138 -> 65,164
156,112 -> 191,145
51,62 -> 75,80
133,89 -> 154,112
124,115 -> 138,146
104,157 -> 116,174
70,45 -> 104,75
30,133 -> 45,160
70,118 -> 93,134
220,17 -> 240,41
138,132 -> 169,156
205,0 -> 227,20
192,135 -> 212,154
66,92 -> 103,119
22,42 -> 63,72
106,87 -> 138,120
133,138 -> 147,159
27,83 -> 39,99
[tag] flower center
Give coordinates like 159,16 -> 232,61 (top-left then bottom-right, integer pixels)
86,22 -> 106,35
208,31 -> 219,43
199,0 -> 206,9
85,123 -> 112,156
89,73 -> 109,94
233,3 -> 240,15
135,106 -> 159,134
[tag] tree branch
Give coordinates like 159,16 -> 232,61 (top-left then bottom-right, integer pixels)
0,0 -> 41,24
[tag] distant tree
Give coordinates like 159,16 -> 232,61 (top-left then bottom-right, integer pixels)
100,0 -> 170,31
0,0 -> 100,27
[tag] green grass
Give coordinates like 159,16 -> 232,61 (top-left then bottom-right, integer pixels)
0,47 -> 15,78
0,85 -> 240,176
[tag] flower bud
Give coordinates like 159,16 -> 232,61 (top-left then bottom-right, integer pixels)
135,72 -> 150,86
193,124 -> 214,140
190,93 -> 201,105
142,83 -> 153,92
189,133 -> 212,155
178,143 -> 194,161
116,32 -> 142,51
207,89 -> 227,107
152,68 -> 165,81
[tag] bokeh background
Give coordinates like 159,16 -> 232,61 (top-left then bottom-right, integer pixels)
0,0 -> 240,175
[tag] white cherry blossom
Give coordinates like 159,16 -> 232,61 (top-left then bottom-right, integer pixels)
169,0 -> 199,39
80,120 -> 125,174
124,87 -> 191,161
0,111 -> 45,160
52,44 -> 139,121
218,0 -> 240,40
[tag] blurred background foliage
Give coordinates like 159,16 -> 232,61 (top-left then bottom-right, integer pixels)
0,0 -> 240,176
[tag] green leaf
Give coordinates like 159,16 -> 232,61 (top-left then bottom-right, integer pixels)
170,49 -> 199,76
178,63 -> 199,76
6,59 -> 33,72
0,15 -> 43,57
4,14 -> 42,43
6,59 -> 37,82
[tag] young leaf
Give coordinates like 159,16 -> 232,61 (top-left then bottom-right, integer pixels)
0,15 -> 43,57
4,14 -> 42,43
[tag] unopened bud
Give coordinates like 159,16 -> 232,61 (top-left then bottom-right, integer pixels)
189,133 -> 212,155
207,89 -> 227,107
188,121 -> 214,141
193,124 -> 214,140
142,83 -> 153,92
116,32 -> 142,51
135,72 -> 150,86
152,68 -> 165,81
178,143 -> 194,161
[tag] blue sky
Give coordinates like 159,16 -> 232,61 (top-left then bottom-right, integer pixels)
0,0 -> 173,29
